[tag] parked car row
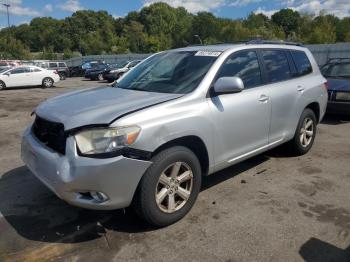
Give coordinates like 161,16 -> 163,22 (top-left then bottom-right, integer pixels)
83,60 -> 142,82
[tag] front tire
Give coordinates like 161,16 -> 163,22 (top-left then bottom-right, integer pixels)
97,73 -> 104,81
133,146 -> 202,227
0,80 -> 5,90
42,77 -> 54,88
288,108 -> 317,155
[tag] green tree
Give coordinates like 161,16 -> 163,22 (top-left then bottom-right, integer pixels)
272,9 -> 300,37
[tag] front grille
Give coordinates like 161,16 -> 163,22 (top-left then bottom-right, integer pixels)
32,116 -> 66,154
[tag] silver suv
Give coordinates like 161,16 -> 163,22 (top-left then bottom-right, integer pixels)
21,41 -> 328,226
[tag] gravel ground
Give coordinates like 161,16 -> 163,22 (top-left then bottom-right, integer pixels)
0,78 -> 349,262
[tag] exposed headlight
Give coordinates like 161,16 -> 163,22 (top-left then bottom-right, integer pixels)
336,92 -> 350,101
75,126 -> 141,156
109,69 -> 119,73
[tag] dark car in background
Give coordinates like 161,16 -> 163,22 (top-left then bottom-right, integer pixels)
103,60 -> 141,82
84,64 -> 119,81
321,58 -> 350,115
69,60 -> 106,77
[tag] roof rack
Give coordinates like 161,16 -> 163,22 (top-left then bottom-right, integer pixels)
246,39 -> 303,46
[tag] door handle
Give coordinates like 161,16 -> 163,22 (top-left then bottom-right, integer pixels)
297,86 -> 305,92
259,95 -> 269,102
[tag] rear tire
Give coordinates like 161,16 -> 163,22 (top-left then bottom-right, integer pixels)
0,80 -> 5,90
287,108 -> 317,155
133,146 -> 202,227
42,77 -> 54,88
97,73 -> 104,81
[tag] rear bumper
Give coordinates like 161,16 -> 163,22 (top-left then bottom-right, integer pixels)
21,126 -> 152,210
327,101 -> 350,115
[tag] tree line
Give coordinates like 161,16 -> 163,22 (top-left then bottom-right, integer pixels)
1,2 -> 350,60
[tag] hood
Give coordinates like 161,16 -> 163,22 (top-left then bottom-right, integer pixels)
35,86 -> 182,130
327,78 -> 350,92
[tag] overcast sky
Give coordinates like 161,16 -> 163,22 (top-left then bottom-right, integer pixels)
1,0 -> 349,27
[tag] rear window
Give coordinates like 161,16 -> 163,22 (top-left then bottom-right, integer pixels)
322,63 -> 350,78
291,51 -> 312,76
262,50 -> 291,83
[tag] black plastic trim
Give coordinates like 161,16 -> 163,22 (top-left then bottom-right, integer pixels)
77,147 -> 152,160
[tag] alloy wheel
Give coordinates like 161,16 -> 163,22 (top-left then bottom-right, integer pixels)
155,162 -> 193,213
300,117 -> 314,147
44,78 -> 53,87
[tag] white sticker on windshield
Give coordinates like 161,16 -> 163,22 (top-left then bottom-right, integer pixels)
195,51 -> 222,57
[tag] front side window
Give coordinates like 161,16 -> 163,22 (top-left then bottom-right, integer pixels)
49,63 -> 58,68
58,63 -> 66,67
291,50 -> 312,76
115,51 -> 219,94
216,50 -> 262,89
262,50 -> 291,83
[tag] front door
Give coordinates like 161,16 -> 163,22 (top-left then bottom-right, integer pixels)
208,50 -> 271,169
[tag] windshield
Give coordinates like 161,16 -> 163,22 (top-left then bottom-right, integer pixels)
114,51 -> 219,94
322,63 -> 350,78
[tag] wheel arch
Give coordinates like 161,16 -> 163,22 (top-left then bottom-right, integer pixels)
152,135 -> 210,176
305,102 -> 320,123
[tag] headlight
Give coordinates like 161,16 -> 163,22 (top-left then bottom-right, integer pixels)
75,126 -> 141,156
336,92 -> 350,101
110,69 -> 119,73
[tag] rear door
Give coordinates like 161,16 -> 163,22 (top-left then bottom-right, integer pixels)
259,49 -> 301,143
208,50 -> 271,167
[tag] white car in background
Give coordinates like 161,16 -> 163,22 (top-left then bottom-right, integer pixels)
0,66 -> 60,90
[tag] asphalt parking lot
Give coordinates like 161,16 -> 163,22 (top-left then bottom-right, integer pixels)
0,77 -> 349,262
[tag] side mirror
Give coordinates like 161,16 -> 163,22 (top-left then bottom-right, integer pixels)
213,77 -> 244,94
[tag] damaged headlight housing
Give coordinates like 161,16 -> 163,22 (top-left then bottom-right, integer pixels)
74,126 -> 141,156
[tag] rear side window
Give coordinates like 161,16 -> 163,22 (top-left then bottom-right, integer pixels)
216,50 -> 262,89
291,50 -> 312,76
262,50 -> 291,83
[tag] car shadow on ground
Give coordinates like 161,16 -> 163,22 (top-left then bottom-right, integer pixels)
321,114 -> 350,125
299,237 -> 350,262
0,155 -> 269,244
1,85 -> 60,91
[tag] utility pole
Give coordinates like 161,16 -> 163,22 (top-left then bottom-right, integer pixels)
1,2 -> 10,27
